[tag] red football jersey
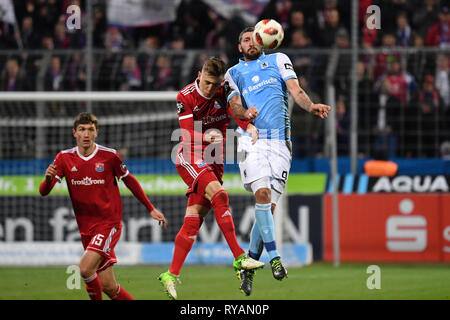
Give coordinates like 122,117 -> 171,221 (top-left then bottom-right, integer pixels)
176,79 -> 250,165
53,144 -> 129,235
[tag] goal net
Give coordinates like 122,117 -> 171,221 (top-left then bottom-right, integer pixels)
0,91 -> 311,267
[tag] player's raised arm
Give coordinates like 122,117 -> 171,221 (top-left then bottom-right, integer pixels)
285,78 -> 331,119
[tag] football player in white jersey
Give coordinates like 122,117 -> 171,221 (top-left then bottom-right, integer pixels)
225,26 -> 330,295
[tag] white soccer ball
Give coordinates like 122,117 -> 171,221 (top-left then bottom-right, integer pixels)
253,19 -> 284,49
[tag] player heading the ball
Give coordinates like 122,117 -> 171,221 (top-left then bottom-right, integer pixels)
225,25 -> 331,295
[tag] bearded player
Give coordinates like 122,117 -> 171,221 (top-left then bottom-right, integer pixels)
158,57 -> 263,300
39,112 -> 167,300
225,27 -> 331,295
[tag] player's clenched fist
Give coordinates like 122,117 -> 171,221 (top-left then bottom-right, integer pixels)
244,106 -> 258,120
45,164 -> 57,183
310,103 -> 331,119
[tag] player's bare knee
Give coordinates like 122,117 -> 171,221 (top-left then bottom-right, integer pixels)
79,264 -> 95,280
255,188 -> 271,204
204,181 -> 222,200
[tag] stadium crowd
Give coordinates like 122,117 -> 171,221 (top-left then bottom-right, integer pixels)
1,0 -> 450,158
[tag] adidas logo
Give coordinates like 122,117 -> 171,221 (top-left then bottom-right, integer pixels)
221,210 -> 231,218
193,106 -> 200,112
71,166 -> 78,172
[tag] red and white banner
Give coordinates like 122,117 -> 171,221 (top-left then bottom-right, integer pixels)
324,194 -> 450,262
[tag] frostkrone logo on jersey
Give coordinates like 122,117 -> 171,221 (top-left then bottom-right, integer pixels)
170,121 -> 285,165
71,177 -> 105,186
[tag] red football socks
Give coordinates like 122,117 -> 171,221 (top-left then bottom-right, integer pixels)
169,216 -> 203,276
211,190 -> 244,259
83,273 -> 103,300
109,284 -> 134,300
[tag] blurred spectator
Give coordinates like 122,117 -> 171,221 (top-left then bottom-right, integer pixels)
34,2 -> 59,37
316,0 -> 339,31
376,55 -> 417,107
289,30 -> 315,84
290,76 -> 323,157
426,4 -> 450,47
137,35 -> 162,90
0,59 -> 28,91
44,56 -> 63,91
357,61 -> 378,156
41,34 -> 54,49
435,54 -> 450,111
105,26 -> 128,52
412,0 -> 439,38
284,9 -> 312,47
318,8 -> 346,47
205,9 -> 226,50
435,54 -> 450,135
20,16 -> 40,49
407,33 -> 433,84
335,95 -> 350,155
379,0 -> 411,33
374,55 -> 417,157
173,0 -> 214,49
258,0 -> 292,28
93,4 -> 107,48
117,55 -> 142,91
334,28 -> 351,94
416,75 -> 441,157
216,10 -> 246,64
53,23 -> 69,49
373,33 -> 401,79
65,53 -> 85,91
0,21 -> 19,49
147,54 -> 178,91
395,11 -> 412,47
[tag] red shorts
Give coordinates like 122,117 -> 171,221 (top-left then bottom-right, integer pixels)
176,152 -> 223,208
81,224 -> 122,272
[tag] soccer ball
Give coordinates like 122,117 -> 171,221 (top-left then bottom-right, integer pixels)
253,19 -> 284,49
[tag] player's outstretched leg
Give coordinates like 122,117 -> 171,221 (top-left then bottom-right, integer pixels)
158,271 -> 180,300
270,256 -> 288,280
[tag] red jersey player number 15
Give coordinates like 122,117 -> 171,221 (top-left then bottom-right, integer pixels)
39,112 -> 167,300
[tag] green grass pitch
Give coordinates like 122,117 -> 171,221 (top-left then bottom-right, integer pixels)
0,262 -> 449,300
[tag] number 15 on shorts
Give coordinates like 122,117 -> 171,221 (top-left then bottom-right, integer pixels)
91,234 -> 104,246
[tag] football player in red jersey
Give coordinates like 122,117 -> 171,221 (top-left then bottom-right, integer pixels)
158,57 -> 263,300
39,112 -> 167,300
